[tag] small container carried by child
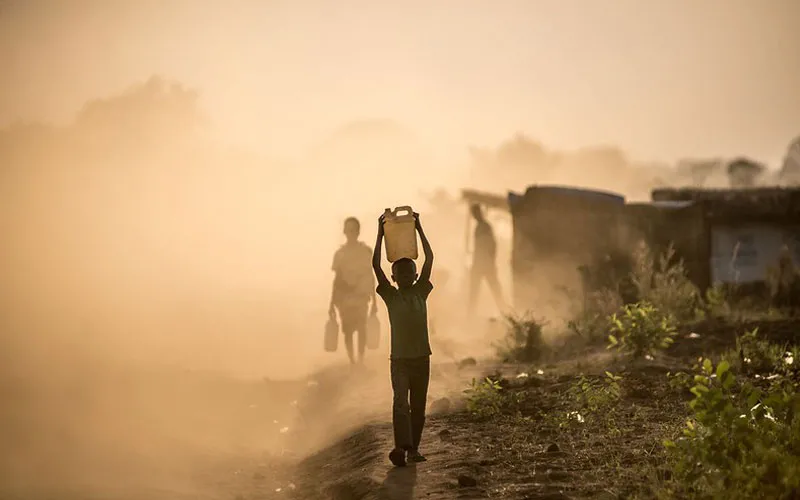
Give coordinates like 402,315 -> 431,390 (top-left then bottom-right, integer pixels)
382,206 -> 418,262
324,316 -> 339,352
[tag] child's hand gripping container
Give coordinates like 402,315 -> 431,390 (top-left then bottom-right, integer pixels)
383,206 -> 418,262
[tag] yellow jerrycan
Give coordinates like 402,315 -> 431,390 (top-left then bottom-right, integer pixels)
383,206 -> 419,262
324,315 -> 339,352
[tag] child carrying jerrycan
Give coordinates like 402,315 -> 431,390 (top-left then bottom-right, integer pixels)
371,207 -> 436,467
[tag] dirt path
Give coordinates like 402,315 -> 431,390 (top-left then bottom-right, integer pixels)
12,318 -> 795,500
266,359 -> 676,500
229,318 -> 799,500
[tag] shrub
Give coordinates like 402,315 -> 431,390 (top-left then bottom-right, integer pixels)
607,301 -> 677,358
494,313 -> 547,363
721,327 -> 797,377
545,371 -> 623,431
662,358 -> 800,499
701,284 -> 731,318
567,371 -> 623,413
463,376 -> 522,420
630,242 -> 702,322
568,288 -> 624,345
571,242 -> 703,349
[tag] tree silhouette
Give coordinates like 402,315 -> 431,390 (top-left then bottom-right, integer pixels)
495,133 -> 548,168
676,158 -> 724,187
73,76 -> 204,155
727,157 -> 766,188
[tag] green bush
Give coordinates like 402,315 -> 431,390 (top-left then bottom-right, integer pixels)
721,328 -> 798,377
567,371 -> 623,413
494,313 -> 547,363
662,358 -> 800,499
607,301 -> 678,358
571,243 -> 703,347
630,243 -> 702,322
700,284 -> 731,318
544,372 -> 623,431
463,377 -> 523,420
568,288 -> 624,345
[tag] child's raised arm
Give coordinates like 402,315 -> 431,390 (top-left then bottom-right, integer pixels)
372,214 -> 391,288
415,213 -> 434,284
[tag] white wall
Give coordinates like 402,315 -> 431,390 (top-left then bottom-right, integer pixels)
710,223 -> 800,284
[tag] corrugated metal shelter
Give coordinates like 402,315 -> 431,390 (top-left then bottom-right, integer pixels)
651,187 -> 800,287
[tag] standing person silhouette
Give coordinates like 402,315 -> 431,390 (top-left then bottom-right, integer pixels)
329,217 -> 377,364
468,204 -> 505,314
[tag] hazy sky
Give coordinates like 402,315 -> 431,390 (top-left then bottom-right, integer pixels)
2,0 -> 799,165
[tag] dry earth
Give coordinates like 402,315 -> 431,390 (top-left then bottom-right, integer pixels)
3,318 -> 798,500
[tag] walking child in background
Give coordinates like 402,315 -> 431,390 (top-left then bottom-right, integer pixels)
329,217 -> 378,364
372,211 -> 434,467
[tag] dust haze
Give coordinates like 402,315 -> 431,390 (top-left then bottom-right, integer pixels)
1,1 -> 798,498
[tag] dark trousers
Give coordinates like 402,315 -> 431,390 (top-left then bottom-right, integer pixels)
390,356 -> 430,451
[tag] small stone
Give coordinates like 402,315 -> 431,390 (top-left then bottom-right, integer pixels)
457,474 -> 477,487
546,443 -> 560,453
438,429 -> 453,442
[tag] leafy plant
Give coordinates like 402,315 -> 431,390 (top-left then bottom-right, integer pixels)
464,377 -> 522,419
607,301 -> 677,358
662,358 -> 800,499
567,371 -> 623,413
568,288 -> 624,345
544,372 -> 624,432
701,284 -> 731,318
722,327 -> 794,376
630,242 -> 702,322
494,313 -> 547,363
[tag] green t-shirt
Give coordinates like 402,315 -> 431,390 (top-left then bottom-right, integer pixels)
377,280 -> 434,359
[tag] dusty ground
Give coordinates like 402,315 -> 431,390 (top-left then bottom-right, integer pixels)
2,318 -> 797,500
250,318 -> 799,500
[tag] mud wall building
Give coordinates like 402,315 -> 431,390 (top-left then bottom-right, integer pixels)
651,188 -> 800,289
463,185 -> 629,313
